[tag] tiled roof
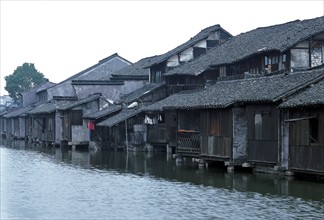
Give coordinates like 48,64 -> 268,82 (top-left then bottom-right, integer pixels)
165,16 -> 324,76
120,83 -> 165,103
97,108 -> 142,127
29,100 -> 74,114
145,69 -> 324,110
3,106 -> 35,118
21,81 -> 56,95
280,79 -> 324,108
0,110 -> 8,117
144,24 -> 231,67
59,94 -> 101,111
108,56 -> 157,79
55,53 -> 131,83
29,102 -> 56,114
83,104 -> 122,119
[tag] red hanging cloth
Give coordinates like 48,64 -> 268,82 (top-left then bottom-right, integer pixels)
88,121 -> 95,130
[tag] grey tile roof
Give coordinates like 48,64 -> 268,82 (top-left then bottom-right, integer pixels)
4,106 -> 35,118
0,110 -> 8,117
21,81 -> 56,95
55,53 -> 131,83
97,108 -> 142,127
108,56 -> 157,79
29,100 -> 74,114
145,69 -> 324,110
120,83 -> 165,103
59,94 -> 101,111
29,101 -> 56,114
165,16 -> 324,76
280,79 -> 324,108
83,104 -> 122,120
144,24 -> 231,68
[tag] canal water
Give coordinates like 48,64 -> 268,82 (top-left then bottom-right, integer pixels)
1,140 -> 323,219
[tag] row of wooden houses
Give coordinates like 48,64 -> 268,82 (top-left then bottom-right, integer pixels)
1,16 -> 324,176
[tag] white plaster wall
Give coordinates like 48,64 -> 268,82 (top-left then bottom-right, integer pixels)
207,31 -> 220,40
179,47 -> 194,62
194,40 -> 207,48
47,81 -> 76,100
71,125 -> 88,142
166,55 -> 179,67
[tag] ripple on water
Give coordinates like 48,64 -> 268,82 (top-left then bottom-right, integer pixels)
1,146 -> 324,219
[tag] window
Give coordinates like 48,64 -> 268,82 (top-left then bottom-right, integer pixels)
71,110 -> 83,126
282,53 -> 286,63
38,91 -> 47,102
271,55 -> 279,64
220,66 -> 226,77
155,71 -> 162,83
309,118 -> 319,144
254,113 -> 262,140
264,56 -> 270,65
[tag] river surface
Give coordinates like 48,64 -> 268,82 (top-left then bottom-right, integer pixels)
1,139 -> 323,220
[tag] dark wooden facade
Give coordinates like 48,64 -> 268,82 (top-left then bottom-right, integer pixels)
166,75 -> 205,95
29,114 -> 55,142
288,108 -> 324,174
175,109 -> 233,160
62,110 -> 83,141
217,51 -> 288,78
199,109 -> 232,161
246,104 -> 279,164
145,110 -> 177,149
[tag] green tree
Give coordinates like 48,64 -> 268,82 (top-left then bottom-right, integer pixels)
5,63 -> 46,102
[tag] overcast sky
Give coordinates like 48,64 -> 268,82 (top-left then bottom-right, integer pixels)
1,0 -> 323,95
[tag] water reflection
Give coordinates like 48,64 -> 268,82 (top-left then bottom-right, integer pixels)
1,138 -> 323,203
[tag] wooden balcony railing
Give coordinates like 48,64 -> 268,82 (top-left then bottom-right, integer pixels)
176,130 -> 200,156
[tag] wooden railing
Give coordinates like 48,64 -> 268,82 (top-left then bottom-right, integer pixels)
290,144 -> 324,173
200,135 -> 231,158
176,130 -> 200,156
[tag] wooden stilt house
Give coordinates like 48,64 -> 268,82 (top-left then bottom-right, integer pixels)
83,104 -> 122,148
27,96 -> 77,145
148,68 -> 324,171
280,77 -> 324,175
58,94 -> 105,147
96,108 -> 144,150
2,106 -> 35,139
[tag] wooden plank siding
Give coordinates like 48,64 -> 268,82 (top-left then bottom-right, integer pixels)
62,110 -> 83,141
175,109 -> 233,159
200,135 -> 231,159
165,111 -> 177,146
288,109 -> 324,173
246,105 -> 279,164
147,124 -> 166,144
31,114 -> 55,142
200,109 -> 232,160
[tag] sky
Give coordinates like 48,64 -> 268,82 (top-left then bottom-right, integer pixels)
1,0 -> 324,96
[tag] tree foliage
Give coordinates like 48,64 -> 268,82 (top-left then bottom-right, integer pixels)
5,63 -> 46,102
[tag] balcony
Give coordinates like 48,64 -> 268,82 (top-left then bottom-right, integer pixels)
176,130 -> 200,157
